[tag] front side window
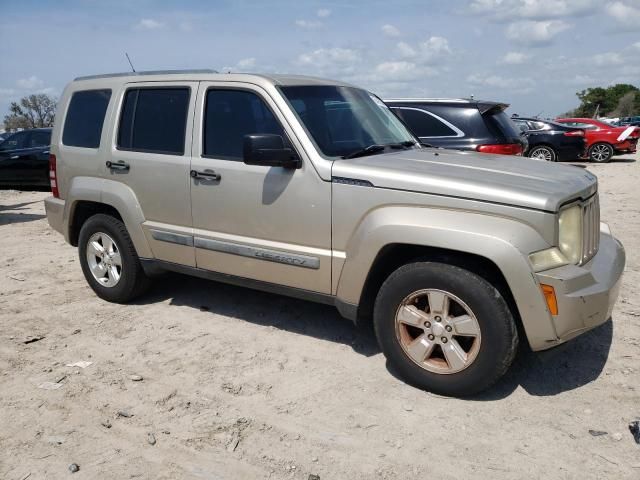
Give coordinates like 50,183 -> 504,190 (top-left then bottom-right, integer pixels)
393,107 -> 458,137
280,86 -> 416,158
203,89 -> 285,160
0,131 -> 28,151
63,89 -> 112,148
118,87 -> 190,155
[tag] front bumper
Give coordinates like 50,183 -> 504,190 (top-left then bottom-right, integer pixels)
44,196 -> 66,237
534,228 -> 625,350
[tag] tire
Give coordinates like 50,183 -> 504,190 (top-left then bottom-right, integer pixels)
78,214 -> 150,303
588,143 -> 613,163
373,262 -> 518,397
528,145 -> 557,162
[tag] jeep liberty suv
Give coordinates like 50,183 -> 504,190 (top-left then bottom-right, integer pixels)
45,71 -> 625,396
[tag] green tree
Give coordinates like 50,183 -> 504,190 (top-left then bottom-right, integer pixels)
570,84 -> 639,117
3,94 -> 57,130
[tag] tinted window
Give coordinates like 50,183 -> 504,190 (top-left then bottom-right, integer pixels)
118,88 -> 190,155
29,130 -> 51,147
281,86 -> 415,157
0,131 -> 29,150
394,108 -> 458,137
63,90 -> 111,148
204,89 -> 285,160
485,111 -> 521,139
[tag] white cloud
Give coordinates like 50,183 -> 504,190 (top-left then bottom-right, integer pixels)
297,48 -> 360,67
396,36 -> 452,62
316,8 -> 331,18
468,0 -> 599,20
467,73 -> 535,91
499,51 -> 529,64
506,20 -> 570,45
397,41 -> 417,57
135,18 -> 165,30
373,61 -> 437,81
591,52 -> 624,66
381,24 -> 401,37
237,58 -> 256,69
606,1 -> 640,30
295,19 -> 323,29
17,75 -> 44,89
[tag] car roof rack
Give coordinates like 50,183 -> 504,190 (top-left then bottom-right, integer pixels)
74,69 -> 218,81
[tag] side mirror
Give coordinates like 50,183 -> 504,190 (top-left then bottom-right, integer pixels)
243,134 -> 301,169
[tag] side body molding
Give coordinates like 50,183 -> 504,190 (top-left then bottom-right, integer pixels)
335,206 -> 558,348
65,176 -> 153,258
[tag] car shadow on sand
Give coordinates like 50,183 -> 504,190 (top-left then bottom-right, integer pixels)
0,200 -> 46,225
136,272 -> 613,399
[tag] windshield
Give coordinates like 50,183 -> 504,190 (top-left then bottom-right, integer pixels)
279,85 -> 417,158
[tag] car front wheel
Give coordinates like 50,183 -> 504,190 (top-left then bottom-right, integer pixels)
528,145 -> 557,162
589,143 -> 614,163
374,262 -> 518,397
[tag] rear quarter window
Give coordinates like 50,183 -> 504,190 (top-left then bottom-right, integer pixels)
393,107 -> 459,137
62,89 -> 112,148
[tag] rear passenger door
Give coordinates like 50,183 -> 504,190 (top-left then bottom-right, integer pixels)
108,82 -> 198,266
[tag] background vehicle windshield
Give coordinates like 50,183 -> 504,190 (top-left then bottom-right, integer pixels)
280,85 -> 417,158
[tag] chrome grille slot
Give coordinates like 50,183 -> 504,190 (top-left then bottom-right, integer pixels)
581,194 -> 599,265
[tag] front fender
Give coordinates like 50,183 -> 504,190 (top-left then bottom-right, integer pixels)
336,206 -> 559,348
64,176 -> 152,258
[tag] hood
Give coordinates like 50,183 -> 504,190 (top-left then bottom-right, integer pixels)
331,148 -> 597,212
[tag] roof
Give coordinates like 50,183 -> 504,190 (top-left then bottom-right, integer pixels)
72,70 -> 355,88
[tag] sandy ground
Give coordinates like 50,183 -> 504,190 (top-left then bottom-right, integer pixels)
1,153 -> 639,480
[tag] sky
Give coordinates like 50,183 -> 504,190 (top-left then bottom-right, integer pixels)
0,0 -> 639,119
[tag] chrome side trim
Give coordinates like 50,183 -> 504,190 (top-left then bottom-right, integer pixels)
194,237 -> 320,270
150,229 -> 194,247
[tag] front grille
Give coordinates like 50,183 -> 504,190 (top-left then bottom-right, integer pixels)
581,194 -> 600,264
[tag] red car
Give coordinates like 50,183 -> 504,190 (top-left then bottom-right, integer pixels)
554,117 -> 639,163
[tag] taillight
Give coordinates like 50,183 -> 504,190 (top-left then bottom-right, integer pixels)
49,154 -> 59,198
564,130 -> 584,137
476,143 -> 523,155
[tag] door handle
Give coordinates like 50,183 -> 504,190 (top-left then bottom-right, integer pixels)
10,155 -> 19,160
190,169 -> 221,181
106,160 -> 130,172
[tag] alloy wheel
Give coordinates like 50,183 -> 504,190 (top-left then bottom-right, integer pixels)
530,147 -> 554,161
590,144 -> 611,162
86,232 -> 122,287
394,289 -> 481,374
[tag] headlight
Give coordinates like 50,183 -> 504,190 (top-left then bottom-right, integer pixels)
529,247 -> 569,272
558,204 -> 582,264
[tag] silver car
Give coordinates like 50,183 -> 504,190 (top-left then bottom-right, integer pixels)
45,71 -> 625,396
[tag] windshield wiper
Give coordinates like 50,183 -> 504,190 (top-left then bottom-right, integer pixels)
342,141 -> 416,159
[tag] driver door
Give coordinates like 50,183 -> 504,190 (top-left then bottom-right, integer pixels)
190,82 -> 332,294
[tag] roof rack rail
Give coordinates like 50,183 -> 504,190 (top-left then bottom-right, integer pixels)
74,69 -> 218,81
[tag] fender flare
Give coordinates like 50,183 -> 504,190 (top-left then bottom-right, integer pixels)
336,206 -> 558,348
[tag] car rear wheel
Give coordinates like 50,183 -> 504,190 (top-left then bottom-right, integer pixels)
589,143 -> 613,163
78,214 -> 150,303
529,145 -> 557,162
373,262 -> 518,397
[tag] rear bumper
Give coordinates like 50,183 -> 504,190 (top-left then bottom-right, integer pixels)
44,196 -> 66,237
533,228 -> 625,350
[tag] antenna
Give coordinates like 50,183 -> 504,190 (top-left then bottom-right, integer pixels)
125,52 -> 136,73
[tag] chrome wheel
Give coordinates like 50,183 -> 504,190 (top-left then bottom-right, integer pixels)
86,232 -> 122,287
395,289 -> 481,374
530,146 -> 554,161
590,143 -> 612,162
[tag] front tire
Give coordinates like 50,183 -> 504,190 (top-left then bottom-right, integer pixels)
78,214 -> 150,303
374,262 -> 518,397
528,145 -> 557,162
589,143 -> 613,163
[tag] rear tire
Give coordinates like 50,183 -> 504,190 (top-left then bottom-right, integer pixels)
588,143 -> 613,163
78,214 -> 150,303
373,262 -> 518,397
528,145 -> 557,162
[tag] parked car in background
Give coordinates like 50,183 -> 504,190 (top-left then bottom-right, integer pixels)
617,116 -> 640,127
385,98 -> 527,155
555,117 -> 638,163
0,128 -> 52,186
512,117 -> 586,162
0,131 -> 12,144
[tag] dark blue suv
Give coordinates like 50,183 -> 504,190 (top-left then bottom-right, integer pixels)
0,128 -> 52,186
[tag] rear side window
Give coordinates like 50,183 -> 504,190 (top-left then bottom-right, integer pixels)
118,87 -> 190,155
484,111 -> 521,139
63,89 -> 111,148
29,130 -> 51,147
203,89 -> 285,160
393,107 -> 458,137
